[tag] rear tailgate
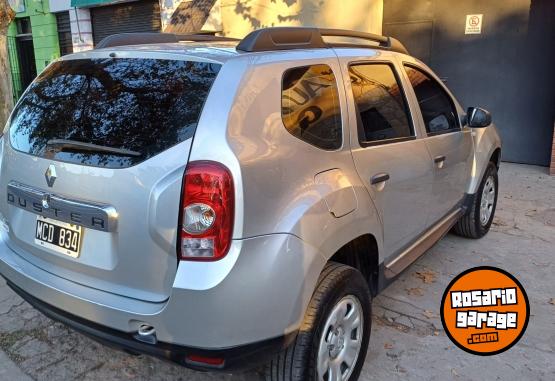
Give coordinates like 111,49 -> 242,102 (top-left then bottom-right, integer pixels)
0,55 -> 221,302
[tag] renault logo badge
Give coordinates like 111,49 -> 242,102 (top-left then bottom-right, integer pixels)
45,165 -> 57,188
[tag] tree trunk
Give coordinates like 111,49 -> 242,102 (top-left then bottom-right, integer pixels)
0,2 -> 15,130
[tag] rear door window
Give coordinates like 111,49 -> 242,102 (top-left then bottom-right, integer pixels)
349,63 -> 414,145
9,58 -> 221,168
281,64 -> 342,150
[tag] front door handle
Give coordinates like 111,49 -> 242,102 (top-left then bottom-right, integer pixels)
434,155 -> 446,168
371,172 -> 390,185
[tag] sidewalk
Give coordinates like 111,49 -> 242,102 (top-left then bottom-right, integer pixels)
0,277 -> 32,381
0,337 -> 32,381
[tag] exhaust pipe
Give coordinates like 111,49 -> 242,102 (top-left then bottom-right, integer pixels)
134,323 -> 157,344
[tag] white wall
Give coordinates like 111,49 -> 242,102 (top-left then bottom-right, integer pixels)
48,1 -> 94,52
69,8 -> 94,52
160,0 -> 383,36
160,0 -> 181,29
160,0 -> 223,31
219,0 -> 383,38
49,0 -> 72,13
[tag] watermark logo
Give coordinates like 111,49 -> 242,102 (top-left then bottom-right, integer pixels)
440,266 -> 529,355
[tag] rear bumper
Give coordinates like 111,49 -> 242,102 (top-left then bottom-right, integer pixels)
6,280 -> 295,371
0,230 -> 325,354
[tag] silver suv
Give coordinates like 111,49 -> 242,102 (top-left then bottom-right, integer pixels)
0,28 -> 501,381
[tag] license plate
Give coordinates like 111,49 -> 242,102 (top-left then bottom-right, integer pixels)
35,216 -> 83,258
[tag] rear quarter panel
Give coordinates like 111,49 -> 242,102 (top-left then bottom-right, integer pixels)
196,51 -> 384,262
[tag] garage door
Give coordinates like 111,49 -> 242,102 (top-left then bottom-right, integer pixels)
383,0 -> 555,166
91,0 -> 162,46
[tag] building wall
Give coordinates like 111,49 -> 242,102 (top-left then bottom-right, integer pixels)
220,0 -> 383,37
161,0 -> 383,36
6,23 -> 23,100
10,0 -> 60,72
161,0 -> 191,30
49,0 -> 94,52
551,123 -> 555,175
49,0 -> 71,12
162,0 -> 221,33
68,8 -> 94,52
7,0 -> 61,100
383,0 -> 555,167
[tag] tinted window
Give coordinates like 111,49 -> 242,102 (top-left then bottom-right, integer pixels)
404,65 -> 459,134
282,64 -> 342,150
349,63 -> 413,144
9,58 -> 221,168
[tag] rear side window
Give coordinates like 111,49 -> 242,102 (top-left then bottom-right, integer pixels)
349,63 -> 414,145
9,58 -> 221,168
281,64 -> 342,150
404,65 -> 459,135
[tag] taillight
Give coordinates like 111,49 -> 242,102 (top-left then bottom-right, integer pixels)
179,161 -> 234,261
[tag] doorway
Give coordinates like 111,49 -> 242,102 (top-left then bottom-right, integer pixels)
15,17 -> 37,92
16,38 -> 36,91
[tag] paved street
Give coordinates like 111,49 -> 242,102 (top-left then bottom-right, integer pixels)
1,162 -> 554,380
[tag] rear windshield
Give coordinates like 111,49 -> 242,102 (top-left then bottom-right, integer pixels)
9,58 -> 221,168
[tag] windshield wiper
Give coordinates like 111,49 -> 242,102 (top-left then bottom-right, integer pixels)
46,139 -> 141,157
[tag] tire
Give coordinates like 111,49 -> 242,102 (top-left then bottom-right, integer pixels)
454,161 -> 498,239
265,262 -> 371,381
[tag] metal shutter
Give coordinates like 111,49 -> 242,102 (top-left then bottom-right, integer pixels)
56,12 -> 73,56
91,0 -> 162,46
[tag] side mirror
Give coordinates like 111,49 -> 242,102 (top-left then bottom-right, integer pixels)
467,107 -> 492,128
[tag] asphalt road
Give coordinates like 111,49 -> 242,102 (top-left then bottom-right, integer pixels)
1,163 -> 554,380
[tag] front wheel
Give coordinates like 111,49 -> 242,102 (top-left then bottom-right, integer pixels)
454,161 -> 499,238
265,262 -> 371,381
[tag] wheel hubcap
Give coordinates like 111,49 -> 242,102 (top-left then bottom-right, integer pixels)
480,175 -> 496,226
317,296 -> 363,381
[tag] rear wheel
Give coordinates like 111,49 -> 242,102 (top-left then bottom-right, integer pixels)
454,161 -> 498,238
265,262 -> 371,381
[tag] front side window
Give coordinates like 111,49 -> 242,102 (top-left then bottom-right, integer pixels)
9,58 -> 221,168
404,65 -> 459,135
349,63 -> 414,145
281,64 -> 342,150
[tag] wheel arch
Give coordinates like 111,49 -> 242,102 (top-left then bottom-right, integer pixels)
466,125 -> 502,194
490,147 -> 501,168
329,234 -> 380,296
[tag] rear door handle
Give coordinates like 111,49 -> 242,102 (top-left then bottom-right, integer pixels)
434,155 -> 446,163
434,155 -> 446,168
371,172 -> 390,185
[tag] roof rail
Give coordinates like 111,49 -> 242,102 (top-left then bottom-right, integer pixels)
236,27 -> 409,55
95,32 -> 239,49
